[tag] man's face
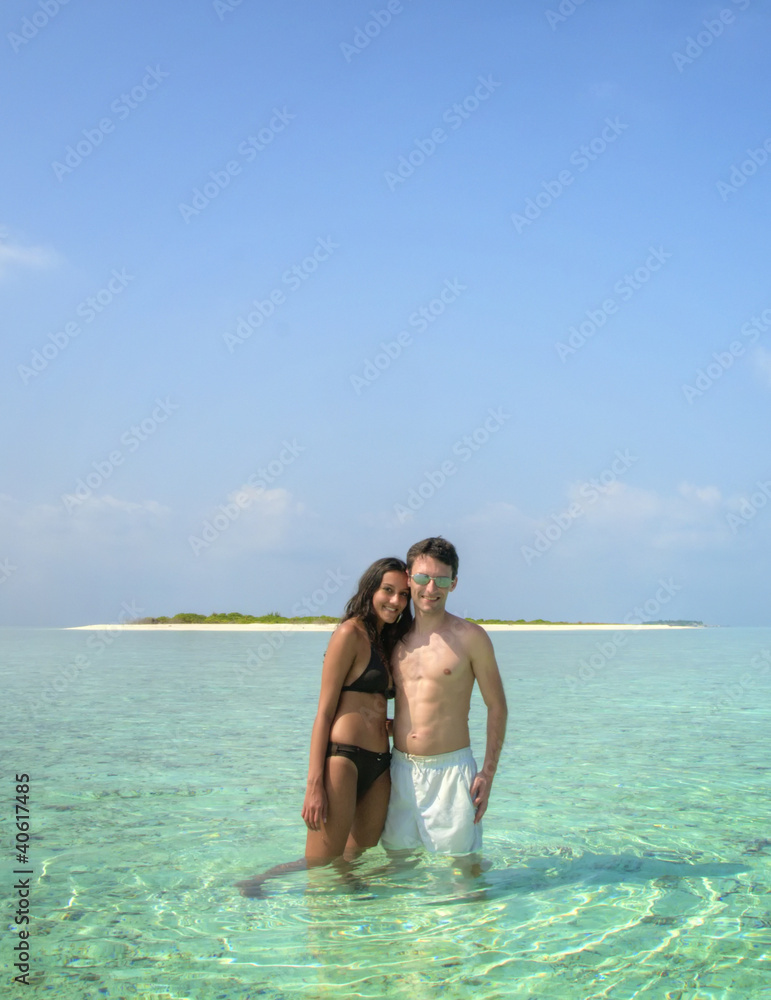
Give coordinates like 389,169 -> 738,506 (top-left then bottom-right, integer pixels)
408,555 -> 457,615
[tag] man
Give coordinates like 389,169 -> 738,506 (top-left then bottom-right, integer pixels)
381,537 -> 507,855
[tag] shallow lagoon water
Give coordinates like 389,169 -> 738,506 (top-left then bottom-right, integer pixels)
2,626 -> 770,999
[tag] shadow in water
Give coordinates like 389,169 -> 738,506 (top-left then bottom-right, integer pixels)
236,850 -> 748,903
424,851 -> 750,906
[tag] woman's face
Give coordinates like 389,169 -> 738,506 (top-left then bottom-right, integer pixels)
371,570 -> 410,627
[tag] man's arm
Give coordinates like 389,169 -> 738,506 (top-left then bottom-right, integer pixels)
467,625 -> 507,823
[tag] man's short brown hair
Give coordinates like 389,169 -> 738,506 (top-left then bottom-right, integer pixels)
406,537 -> 459,578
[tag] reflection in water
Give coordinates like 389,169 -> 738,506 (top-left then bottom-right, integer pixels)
237,847 -> 753,999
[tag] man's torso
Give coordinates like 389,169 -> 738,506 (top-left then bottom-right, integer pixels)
391,614 -> 476,755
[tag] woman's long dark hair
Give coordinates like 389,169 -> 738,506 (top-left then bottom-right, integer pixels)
341,556 -> 413,659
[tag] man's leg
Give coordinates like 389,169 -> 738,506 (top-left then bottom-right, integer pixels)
419,749 -> 482,855
381,751 -> 422,852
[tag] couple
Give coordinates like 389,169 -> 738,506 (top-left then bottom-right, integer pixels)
238,536 -> 507,896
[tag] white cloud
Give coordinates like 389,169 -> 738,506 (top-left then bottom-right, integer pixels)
0,493 -> 171,553
0,229 -> 59,278
459,500 -> 533,531
455,481 -> 735,561
188,486 -> 314,557
567,480 -> 731,551
752,347 -> 771,387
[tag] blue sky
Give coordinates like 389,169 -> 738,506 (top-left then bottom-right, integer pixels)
2,0 -> 770,626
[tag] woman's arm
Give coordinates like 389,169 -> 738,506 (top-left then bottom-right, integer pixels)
301,621 -> 362,830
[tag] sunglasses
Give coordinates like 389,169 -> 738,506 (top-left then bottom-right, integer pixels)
411,573 -> 454,588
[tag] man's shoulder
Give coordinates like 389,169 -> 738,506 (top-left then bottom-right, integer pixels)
444,614 -> 488,644
445,617 -> 499,672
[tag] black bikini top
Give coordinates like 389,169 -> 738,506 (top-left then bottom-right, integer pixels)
341,645 -> 394,698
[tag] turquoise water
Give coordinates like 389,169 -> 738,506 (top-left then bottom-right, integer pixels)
1,626 -> 770,999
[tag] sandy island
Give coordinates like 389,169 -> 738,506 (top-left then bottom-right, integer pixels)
67,623 -> 700,632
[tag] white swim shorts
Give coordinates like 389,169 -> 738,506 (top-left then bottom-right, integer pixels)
381,747 -> 482,855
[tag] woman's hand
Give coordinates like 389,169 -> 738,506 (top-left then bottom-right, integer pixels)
301,784 -> 328,831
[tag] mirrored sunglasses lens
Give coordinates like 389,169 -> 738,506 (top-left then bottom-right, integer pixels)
412,574 -> 452,587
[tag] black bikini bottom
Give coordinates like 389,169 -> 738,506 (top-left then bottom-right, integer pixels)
326,742 -> 391,799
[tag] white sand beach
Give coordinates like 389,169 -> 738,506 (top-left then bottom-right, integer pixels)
67,622 -> 701,632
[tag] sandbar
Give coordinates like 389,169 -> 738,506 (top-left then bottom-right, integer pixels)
67,622 -> 700,632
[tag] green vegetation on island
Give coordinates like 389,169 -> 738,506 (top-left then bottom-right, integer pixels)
646,620 -> 705,627
468,618 -> 574,625
131,613 -> 705,627
469,618 -> 705,626
134,612 -> 339,625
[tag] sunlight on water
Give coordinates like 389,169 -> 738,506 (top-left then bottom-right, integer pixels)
2,627 -> 769,998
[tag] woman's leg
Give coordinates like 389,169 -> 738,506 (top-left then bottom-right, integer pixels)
305,754 -> 359,862
236,756 -> 358,896
345,768 -> 390,857
235,857 -> 309,897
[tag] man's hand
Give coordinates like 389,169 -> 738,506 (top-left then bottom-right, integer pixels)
301,785 -> 327,830
469,771 -> 492,824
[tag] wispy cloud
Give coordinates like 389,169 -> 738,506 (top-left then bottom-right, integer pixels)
0,228 -> 59,278
753,347 -> 771,388
1,493 -> 171,549
186,486 -> 316,559
564,480 -> 730,551
455,481 -> 735,563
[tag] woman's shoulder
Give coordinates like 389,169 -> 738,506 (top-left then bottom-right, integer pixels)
329,616 -> 369,653
334,616 -> 368,642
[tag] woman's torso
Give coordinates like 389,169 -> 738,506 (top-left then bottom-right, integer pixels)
328,625 -> 390,752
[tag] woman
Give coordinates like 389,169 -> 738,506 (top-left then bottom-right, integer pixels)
236,557 -> 412,896
302,556 -> 411,862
